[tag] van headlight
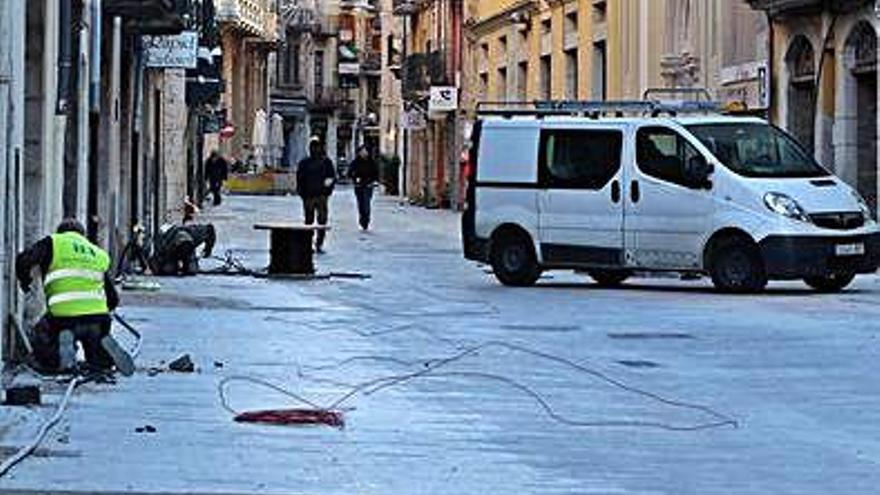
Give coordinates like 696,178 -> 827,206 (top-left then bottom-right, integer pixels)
851,191 -> 874,222
764,192 -> 810,222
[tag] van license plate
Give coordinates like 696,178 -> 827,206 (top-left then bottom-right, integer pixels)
835,243 -> 865,257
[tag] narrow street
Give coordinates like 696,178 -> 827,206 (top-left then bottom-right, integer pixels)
2,190 -> 880,494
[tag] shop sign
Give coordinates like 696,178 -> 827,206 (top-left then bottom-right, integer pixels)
143,31 -> 199,69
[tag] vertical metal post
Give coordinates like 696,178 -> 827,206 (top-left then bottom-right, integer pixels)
57,0 -> 72,115
401,12 -> 409,201
0,0 -> 13,362
0,0 -> 26,361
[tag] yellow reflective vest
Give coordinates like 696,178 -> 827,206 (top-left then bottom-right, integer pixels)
44,232 -> 110,318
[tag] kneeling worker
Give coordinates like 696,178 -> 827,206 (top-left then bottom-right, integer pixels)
16,219 -> 134,375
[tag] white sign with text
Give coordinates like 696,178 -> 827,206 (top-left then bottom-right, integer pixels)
143,32 -> 199,69
429,86 -> 459,112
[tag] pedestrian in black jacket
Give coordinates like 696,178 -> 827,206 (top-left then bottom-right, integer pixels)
205,151 -> 229,206
296,137 -> 336,252
348,145 -> 380,230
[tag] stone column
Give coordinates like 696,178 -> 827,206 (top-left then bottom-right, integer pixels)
834,40 -> 859,185
161,68 -> 188,222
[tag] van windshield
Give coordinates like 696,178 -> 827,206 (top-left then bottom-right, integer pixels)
686,123 -> 830,178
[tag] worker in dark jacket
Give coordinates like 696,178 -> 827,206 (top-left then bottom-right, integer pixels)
150,223 -> 216,276
296,137 -> 336,252
348,145 -> 380,230
15,219 -> 133,375
205,151 -> 229,206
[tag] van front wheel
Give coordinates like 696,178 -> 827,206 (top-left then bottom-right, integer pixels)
804,272 -> 856,293
491,231 -> 541,287
709,238 -> 767,293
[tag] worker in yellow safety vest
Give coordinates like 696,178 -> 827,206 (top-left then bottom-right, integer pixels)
16,219 -> 132,374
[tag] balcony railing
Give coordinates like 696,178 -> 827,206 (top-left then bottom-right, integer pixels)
216,0 -> 277,39
392,0 -> 420,16
747,0 -> 870,16
403,50 -> 448,95
283,6 -> 319,34
362,52 -> 382,73
104,0 -> 190,34
310,87 -> 345,111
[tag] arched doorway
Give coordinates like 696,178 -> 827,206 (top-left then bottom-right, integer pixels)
845,21 -> 878,216
786,36 -> 817,154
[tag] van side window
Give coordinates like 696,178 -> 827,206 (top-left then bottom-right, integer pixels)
540,130 -> 623,189
636,127 -> 701,188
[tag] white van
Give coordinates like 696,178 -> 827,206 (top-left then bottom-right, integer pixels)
461,101 -> 880,293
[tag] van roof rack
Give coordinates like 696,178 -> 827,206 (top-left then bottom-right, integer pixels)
643,87 -> 713,102
477,88 -> 722,119
476,100 -> 722,118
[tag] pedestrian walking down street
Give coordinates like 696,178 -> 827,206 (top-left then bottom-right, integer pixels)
15,219 -> 133,375
296,137 -> 336,253
348,145 -> 380,230
205,150 -> 229,206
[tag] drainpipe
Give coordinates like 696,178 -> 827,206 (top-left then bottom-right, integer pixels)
87,0 -> 101,241
57,0 -> 72,115
401,14 -> 409,200
0,0 -> 26,361
75,0 -> 91,224
0,0 -> 13,362
764,10 -> 774,122
89,0 -> 102,113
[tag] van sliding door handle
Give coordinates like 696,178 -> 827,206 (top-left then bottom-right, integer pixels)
631,181 -> 641,203
611,180 -> 621,203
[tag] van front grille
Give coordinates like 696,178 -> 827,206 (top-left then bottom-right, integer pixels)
809,212 -> 865,230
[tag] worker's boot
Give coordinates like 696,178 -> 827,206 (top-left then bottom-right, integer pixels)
58,330 -> 76,372
101,335 -> 135,377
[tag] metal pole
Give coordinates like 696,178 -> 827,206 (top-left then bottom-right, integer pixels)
57,0 -> 73,115
0,0 -> 13,363
401,13 -> 408,201
76,0 -> 91,223
0,0 -> 26,362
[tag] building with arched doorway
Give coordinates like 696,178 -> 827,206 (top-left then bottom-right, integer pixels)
748,0 -> 879,217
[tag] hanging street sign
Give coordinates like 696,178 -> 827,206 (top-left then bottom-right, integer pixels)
429,86 -> 459,113
143,31 -> 199,69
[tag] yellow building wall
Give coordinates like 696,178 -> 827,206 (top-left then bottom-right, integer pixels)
467,0 -> 673,104
577,0 -> 594,100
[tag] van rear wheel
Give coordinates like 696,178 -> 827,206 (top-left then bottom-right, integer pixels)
491,231 -> 541,287
709,238 -> 767,293
587,269 -> 631,287
804,271 -> 856,293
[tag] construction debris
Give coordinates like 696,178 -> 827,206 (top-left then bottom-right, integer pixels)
168,354 -> 195,373
121,276 -> 162,292
234,409 -> 344,429
3,385 -> 41,406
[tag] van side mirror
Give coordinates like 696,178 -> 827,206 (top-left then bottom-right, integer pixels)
686,155 -> 714,190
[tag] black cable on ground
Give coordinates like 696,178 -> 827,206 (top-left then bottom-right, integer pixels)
200,251 -> 258,277
0,316 -> 144,478
218,340 -> 738,432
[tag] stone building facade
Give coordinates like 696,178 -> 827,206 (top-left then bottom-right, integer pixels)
0,0 -> 221,363
216,0 -> 278,163
749,0 -> 879,216
464,0 -> 767,108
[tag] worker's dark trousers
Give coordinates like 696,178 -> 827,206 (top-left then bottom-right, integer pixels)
32,317 -> 113,372
302,196 -> 329,249
354,186 -> 374,230
210,181 -> 223,206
